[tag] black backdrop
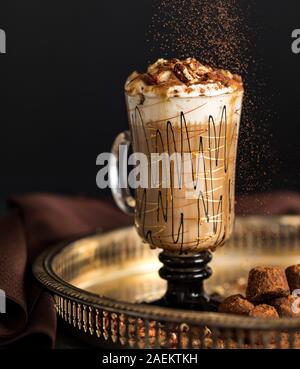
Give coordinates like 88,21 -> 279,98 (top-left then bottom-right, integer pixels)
0,0 -> 299,201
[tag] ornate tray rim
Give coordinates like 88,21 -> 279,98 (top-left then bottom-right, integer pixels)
33,216 -> 300,331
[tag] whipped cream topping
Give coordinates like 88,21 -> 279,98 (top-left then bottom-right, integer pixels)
125,58 -> 243,98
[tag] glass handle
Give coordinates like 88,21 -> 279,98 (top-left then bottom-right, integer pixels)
109,130 -> 135,215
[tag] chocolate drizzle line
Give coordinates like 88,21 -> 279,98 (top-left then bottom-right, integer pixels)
132,103 -> 239,255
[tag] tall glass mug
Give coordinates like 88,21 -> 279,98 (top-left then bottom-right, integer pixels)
111,91 -> 243,255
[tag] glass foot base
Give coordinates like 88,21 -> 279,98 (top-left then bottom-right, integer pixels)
149,294 -> 220,312
148,251 -> 220,312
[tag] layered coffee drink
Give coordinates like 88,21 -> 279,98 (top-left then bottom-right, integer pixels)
125,58 -> 243,255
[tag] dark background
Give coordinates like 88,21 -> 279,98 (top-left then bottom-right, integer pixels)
0,0 -> 299,203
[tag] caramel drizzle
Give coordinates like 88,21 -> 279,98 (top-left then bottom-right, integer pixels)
133,104 -> 237,255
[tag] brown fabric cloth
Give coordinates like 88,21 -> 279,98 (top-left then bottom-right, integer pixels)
0,193 -> 131,348
0,191 -> 299,348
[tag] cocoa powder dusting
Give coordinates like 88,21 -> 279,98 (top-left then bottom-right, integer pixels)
147,0 -> 278,195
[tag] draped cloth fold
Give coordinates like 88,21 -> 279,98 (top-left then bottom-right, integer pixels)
0,194 -> 131,347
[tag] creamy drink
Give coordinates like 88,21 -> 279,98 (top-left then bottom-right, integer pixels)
122,58 -> 243,255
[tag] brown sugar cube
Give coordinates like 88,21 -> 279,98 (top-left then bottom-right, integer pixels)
249,304 -> 279,318
269,296 -> 300,317
219,294 -> 254,316
246,266 -> 290,303
286,265 -> 300,292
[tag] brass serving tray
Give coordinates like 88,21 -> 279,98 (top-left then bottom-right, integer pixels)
33,216 -> 300,349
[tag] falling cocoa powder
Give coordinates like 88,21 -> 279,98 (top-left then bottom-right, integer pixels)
146,0 -> 278,195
